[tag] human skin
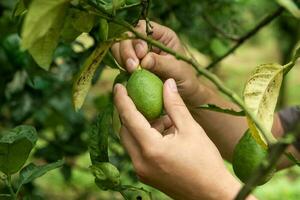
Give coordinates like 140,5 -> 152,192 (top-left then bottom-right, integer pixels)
114,80 -> 257,200
111,20 -> 300,168
112,20 -> 299,199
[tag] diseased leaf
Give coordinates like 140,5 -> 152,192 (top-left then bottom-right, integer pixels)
88,103 -> 113,164
0,125 -> 37,175
72,42 -> 112,111
276,0 -> 300,18
17,160 -> 64,191
91,162 -> 120,190
197,104 -> 245,116
243,63 -> 283,146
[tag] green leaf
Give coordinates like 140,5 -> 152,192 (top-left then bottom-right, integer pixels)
112,106 -> 121,139
276,0 -> 300,18
28,22 -> 64,70
197,104 -> 245,116
60,9 -> 82,43
284,152 -> 300,167
17,160 -> 64,191
70,9 -> 96,33
103,51 -> 122,69
13,0 -> 28,17
99,18 -> 109,42
22,0 -> 70,70
88,103 -> 113,164
92,0 -> 126,14
91,162 -> 120,190
108,23 -> 127,39
72,42 -> 112,111
120,186 -> 152,200
243,63 -> 284,146
0,125 -> 38,175
21,0 -> 70,49
113,70 -> 130,86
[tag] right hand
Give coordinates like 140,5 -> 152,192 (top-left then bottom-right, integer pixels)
111,20 -> 206,107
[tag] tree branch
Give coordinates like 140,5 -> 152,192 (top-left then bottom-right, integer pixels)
206,7 -> 284,70
108,19 -> 275,144
141,0 -> 153,50
202,13 -> 240,42
235,124 -> 300,200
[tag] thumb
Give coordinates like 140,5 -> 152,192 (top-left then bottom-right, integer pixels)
141,52 -> 180,79
163,79 -> 194,128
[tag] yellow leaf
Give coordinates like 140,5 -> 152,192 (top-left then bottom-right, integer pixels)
72,42 -> 112,111
243,63 -> 284,146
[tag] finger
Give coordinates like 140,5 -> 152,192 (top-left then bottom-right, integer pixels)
163,79 -> 194,129
111,42 -> 122,66
119,126 -> 142,163
114,84 -> 162,145
136,20 -> 183,53
141,52 -> 180,79
150,115 -> 172,133
119,38 -> 139,72
132,39 -> 148,59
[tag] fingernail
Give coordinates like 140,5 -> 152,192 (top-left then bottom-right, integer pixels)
167,79 -> 177,92
114,83 -> 121,94
126,58 -> 139,71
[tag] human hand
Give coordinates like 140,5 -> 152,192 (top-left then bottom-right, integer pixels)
114,79 -> 253,200
111,20 -> 206,107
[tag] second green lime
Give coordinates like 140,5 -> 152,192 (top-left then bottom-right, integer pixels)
126,68 -> 163,120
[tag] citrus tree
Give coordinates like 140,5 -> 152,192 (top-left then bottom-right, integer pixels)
1,0 -> 300,199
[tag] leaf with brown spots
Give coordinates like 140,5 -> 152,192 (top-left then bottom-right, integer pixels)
72,42 -> 112,111
243,63 -> 284,146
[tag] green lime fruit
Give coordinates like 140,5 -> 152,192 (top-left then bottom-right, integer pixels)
126,68 -> 163,120
232,129 -> 275,185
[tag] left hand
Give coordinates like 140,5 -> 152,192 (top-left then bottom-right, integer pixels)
114,79 -> 253,200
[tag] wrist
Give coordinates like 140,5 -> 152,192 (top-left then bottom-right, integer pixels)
215,171 -> 258,200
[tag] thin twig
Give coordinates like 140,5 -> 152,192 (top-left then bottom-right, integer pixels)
6,176 -> 17,200
119,2 -> 141,11
182,42 -> 203,68
202,13 -> 240,42
235,124 -> 300,200
141,0 -> 153,50
206,7 -> 284,70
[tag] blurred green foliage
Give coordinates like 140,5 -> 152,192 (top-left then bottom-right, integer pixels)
0,0 -> 300,199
